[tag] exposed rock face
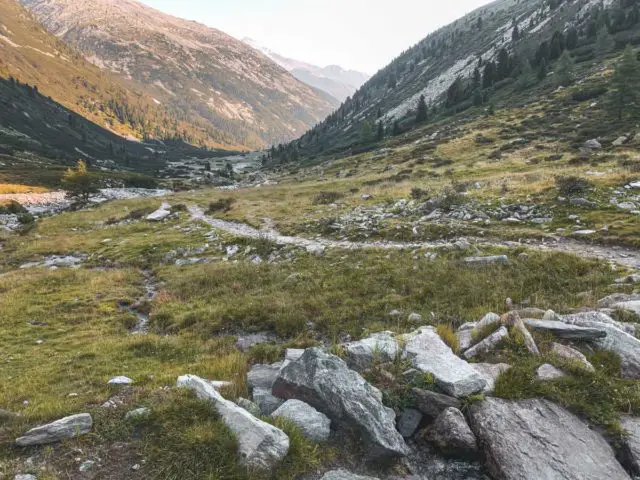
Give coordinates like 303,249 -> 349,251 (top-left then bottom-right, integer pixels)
16,413 -> 92,446
469,363 -> 511,393
411,388 -> 462,420
404,327 -> 486,397
343,332 -> 402,371
469,398 -> 630,480
524,319 -> 607,340
272,348 -> 408,458
620,416 -> 640,475
271,400 -> 331,443
536,363 -> 566,381
320,470 -> 379,480
551,343 -> 595,371
463,326 -> 509,359
177,375 -> 289,470
425,407 -> 478,458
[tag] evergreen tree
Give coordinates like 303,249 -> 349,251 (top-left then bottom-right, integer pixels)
361,120 -> 373,143
566,27 -> 579,50
537,58 -> 549,81
497,48 -> 512,80
482,61 -> 496,88
392,120 -> 401,136
607,46 -> 640,121
472,67 -> 482,89
596,27 -> 614,57
416,94 -> 428,123
377,121 -> 384,141
512,23 -> 520,42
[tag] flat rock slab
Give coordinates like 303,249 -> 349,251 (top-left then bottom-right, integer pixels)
321,470 -> 379,480
177,375 -> 289,470
464,255 -> 508,266
469,398 -> 630,480
272,348 -> 407,458
524,319 -> 607,340
404,327 -> 486,397
16,413 -> 92,446
271,399 -> 331,443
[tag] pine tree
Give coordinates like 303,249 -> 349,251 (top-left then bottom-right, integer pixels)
607,46 -> 640,121
512,23 -> 520,43
361,120 -> 373,143
416,94 -> 428,123
377,121 -> 384,141
555,51 -> 575,87
596,27 -> 614,57
472,67 -> 482,89
537,58 -> 549,81
392,120 -> 401,136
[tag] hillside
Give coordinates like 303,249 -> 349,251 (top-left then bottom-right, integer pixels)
270,0 -> 639,161
20,0 -> 339,149
243,37 -> 370,102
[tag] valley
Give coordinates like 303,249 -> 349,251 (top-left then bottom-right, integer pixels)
3,0 -> 640,478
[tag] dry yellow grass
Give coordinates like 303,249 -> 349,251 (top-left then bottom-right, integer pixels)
0,183 -> 49,194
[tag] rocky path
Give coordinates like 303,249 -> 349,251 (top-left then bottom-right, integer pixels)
189,205 -> 640,270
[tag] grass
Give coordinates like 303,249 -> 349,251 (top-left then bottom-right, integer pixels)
0,184 -> 49,194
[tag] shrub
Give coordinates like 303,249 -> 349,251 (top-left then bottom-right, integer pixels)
437,324 -> 459,353
555,176 -> 593,196
207,198 -> 235,213
312,191 -> 345,205
410,187 -> 430,200
123,174 -> 158,189
0,200 -> 27,215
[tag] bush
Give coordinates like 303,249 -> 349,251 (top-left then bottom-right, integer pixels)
312,191 -> 344,205
410,187 -> 430,200
123,174 -> 158,189
207,198 -> 235,213
0,200 -> 27,215
555,176 -> 593,196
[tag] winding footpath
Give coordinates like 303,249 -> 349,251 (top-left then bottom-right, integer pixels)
189,205 -> 640,270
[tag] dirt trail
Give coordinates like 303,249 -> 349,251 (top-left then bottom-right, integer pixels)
189,206 -> 640,270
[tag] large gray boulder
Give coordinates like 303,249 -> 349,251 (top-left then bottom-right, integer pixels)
620,416 -> 640,475
411,388 -> 462,420
424,407 -> 478,458
404,327 -> 486,397
272,348 -> 407,458
320,470 -> 379,480
524,319 -> 607,341
271,400 -> 331,443
177,375 -> 289,470
469,398 -> 630,480
16,414 -> 92,447
343,332 -> 402,371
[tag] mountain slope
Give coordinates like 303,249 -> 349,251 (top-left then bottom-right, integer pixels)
20,0 -> 339,149
243,37 -> 370,102
273,0 -> 637,161
0,0 -> 234,152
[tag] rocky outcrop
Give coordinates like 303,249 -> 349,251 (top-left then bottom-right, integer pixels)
16,413 -> 92,446
469,398 -> 630,480
177,375 -> 289,470
424,407 -> 478,458
272,348 -> 407,458
404,327 -> 486,397
271,400 -> 331,443
524,319 -> 607,340
343,332 -> 402,371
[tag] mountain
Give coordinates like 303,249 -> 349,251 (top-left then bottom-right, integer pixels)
269,0 -> 638,161
0,0 -> 216,175
19,0 -> 339,150
243,37 -> 370,102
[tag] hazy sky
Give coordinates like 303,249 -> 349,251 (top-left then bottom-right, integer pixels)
140,0 -> 493,74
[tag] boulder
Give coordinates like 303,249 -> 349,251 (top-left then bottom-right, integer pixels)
562,310 -> 636,336
599,294 -> 640,309
411,388 -> 462,420
248,363 -> 282,390
457,329 -> 474,352
476,312 -> 501,330
146,205 -> 171,222
612,301 -> 640,320
271,400 -> 331,443
464,255 -> 509,266
396,408 -> 423,438
570,197 -> 597,208
524,319 -> 607,341
469,363 -> 511,393
253,387 -> 285,415
177,375 -> 289,470
620,416 -> 640,475
320,470 -> 379,480
125,407 -> 151,421
536,363 -> 566,381
16,413 -> 92,447
107,376 -> 133,386
583,139 -> 602,149
593,324 -> 640,379
551,343 -> 595,371
463,326 -> 509,359
272,348 -> 407,458
343,332 -> 402,371
404,327 -> 486,397
613,136 -> 628,146
504,313 -> 539,355
424,407 -> 478,458
469,398 -> 630,480
14,475 -> 37,480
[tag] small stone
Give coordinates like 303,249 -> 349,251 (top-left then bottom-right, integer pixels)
79,460 -> 95,473
583,139 -> 602,150
125,407 -> 151,421
536,364 -> 566,381
396,408 -> 423,438
306,244 -> 325,256
16,414 -> 93,446
108,376 -> 133,386
408,312 -> 423,323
